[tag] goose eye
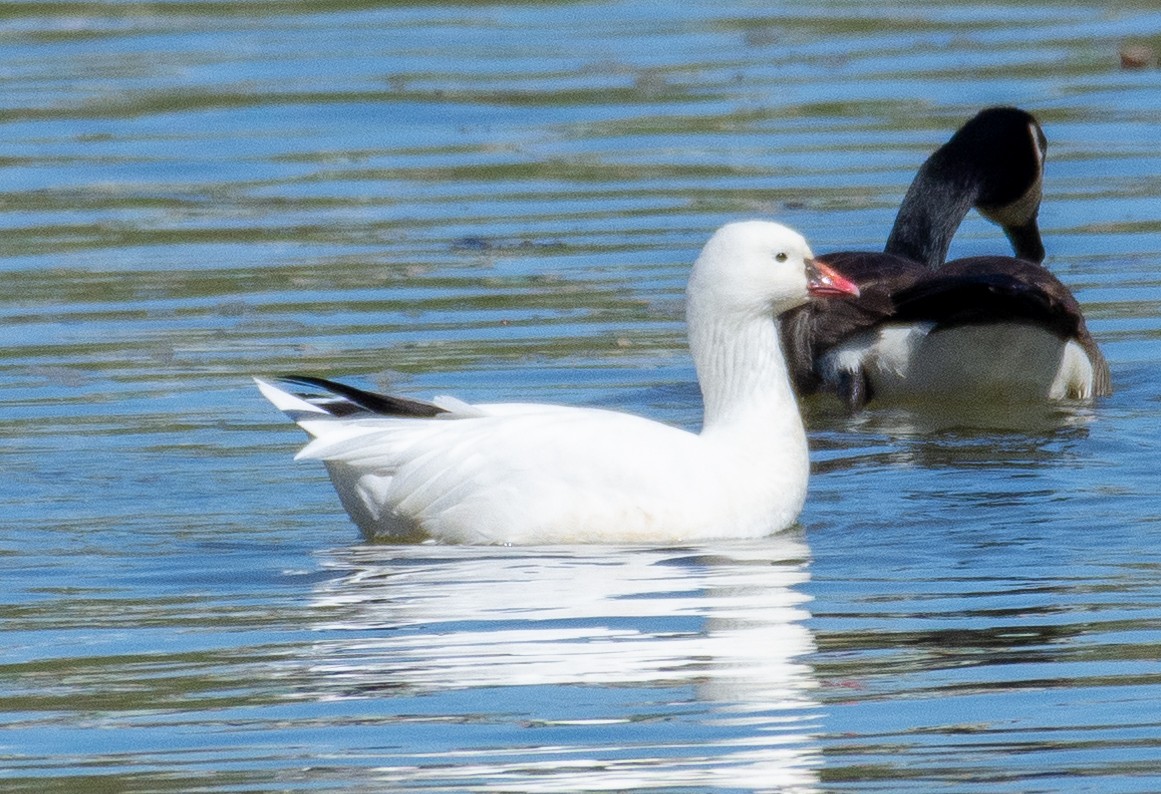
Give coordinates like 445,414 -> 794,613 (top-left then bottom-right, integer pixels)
774,252 -> 788,262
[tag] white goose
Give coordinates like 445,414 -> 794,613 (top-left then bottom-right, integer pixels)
256,220 -> 859,545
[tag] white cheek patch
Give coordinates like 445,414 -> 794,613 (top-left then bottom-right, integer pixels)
1029,121 -> 1045,167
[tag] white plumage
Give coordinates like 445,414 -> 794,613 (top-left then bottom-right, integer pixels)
256,220 -> 859,544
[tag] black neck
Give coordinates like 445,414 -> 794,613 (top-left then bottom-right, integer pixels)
884,154 -> 981,269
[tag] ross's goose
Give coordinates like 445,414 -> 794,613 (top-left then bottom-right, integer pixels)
257,220 -> 859,545
780,106 -> 1110,410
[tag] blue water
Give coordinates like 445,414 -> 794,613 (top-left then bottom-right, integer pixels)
3,1 -> 1161,790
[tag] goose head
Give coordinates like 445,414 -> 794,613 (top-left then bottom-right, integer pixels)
939,106 -> 1047,263
885,106 -> 1048,267
687,221 -> 859,320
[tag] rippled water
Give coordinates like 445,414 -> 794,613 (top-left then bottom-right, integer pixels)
4,1 -> 1161,791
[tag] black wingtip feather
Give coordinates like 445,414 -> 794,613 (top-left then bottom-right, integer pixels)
277,375 -> 449,418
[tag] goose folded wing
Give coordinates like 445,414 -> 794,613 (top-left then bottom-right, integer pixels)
889,257 -> 1083,340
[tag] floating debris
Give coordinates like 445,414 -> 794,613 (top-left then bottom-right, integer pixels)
1120,41 -> 1155,69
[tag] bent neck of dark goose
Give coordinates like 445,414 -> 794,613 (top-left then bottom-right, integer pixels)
883,152 -> 982,269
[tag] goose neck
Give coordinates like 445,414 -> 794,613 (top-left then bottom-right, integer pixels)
688,310 -> 802,435
884,155 -> 981,268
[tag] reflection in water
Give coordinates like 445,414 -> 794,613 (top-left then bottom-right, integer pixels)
809,394 -> 1097,486
804,392 -> 1099,437
302,536 -> 821,791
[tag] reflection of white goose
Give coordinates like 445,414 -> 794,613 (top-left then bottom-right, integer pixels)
301,538 -> 821,791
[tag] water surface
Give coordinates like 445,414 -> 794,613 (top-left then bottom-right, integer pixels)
3,1 -> 1161,791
